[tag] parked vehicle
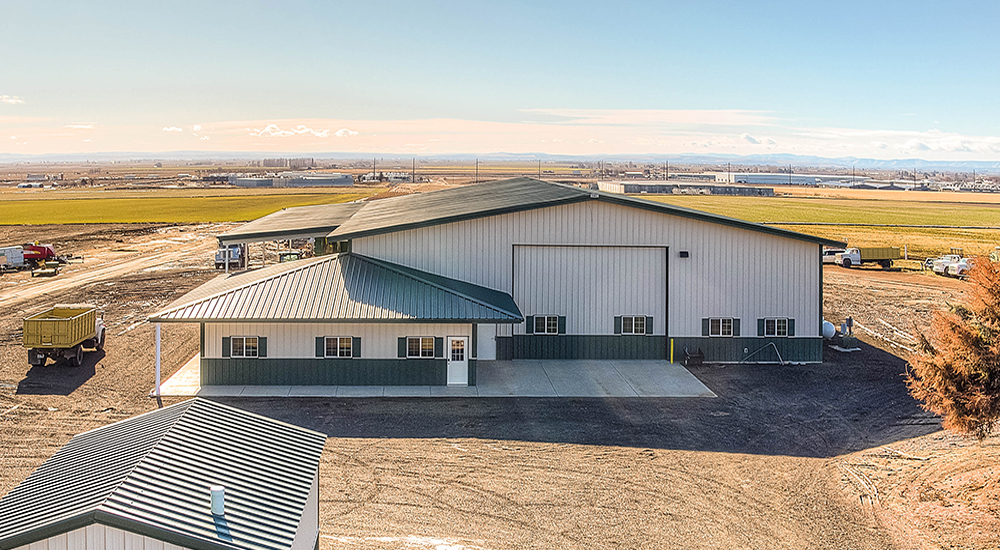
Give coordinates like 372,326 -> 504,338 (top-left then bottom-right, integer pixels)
0,245 -> 25,272
945,257 -> 975,278
23,305 -> 105,367
990,247 -> 1000,263
932,254 -> 962,275
214,243 -> 247,270
21,243 -> 76,267
835,247 -> 900,269
278,251 -> 302,263
822,247 -> 846,264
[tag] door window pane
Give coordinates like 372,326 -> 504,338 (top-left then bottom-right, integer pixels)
451,339 -> 465,362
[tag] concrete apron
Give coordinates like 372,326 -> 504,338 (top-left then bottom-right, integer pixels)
154,357 -> 716,398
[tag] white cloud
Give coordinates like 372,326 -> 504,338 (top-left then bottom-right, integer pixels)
192,124 -> 202,131
65,124 -> 93,129
872,141 -> 889,149
162,126 -> 183,132
765,138 -> 777,145
588,138 -> 605,144
523,108 -> 773,127
9,136 -> 15,139
83,139 -> 92,142
334,128 -> 359,137
741,133 -> 761,144
0,95 -> 25,105
200,135 -> 210,141
249,124 -> 331,138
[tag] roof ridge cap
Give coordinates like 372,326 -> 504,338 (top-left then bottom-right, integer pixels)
149,255 -> 335,320
351,254 -> 522,319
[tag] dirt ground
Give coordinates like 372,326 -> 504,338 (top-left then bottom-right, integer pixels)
0,225 -> 997,549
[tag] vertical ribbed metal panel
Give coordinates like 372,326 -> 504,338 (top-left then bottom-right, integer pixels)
352,200 -> 820,338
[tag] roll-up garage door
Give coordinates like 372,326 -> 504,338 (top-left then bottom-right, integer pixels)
512,245 -> 666,335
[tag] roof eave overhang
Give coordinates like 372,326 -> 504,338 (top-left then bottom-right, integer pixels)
0,513 -> 95,550
93,510 -> 246,550
327,195 -> 590,241
149,316 -> 524,324
593,194 -> 848,248
218,227 -> 340,246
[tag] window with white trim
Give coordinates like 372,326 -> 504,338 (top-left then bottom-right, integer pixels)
407,336 -> 435,358
325,336 -> 353,358
622,316 -> 647,335
231,336 -> 258,358
709,318 -> 734,338
534,315 -> 559,334
764,318 -> 788,337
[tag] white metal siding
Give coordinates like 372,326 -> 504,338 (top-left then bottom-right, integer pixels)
289,472 -> 319,550
352,200 -> 820,337
13,526 -> 191,550
204,323 -> 470,358
514,246 -> 665,335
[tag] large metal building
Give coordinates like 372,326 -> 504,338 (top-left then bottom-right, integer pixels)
150,178 -> 841,387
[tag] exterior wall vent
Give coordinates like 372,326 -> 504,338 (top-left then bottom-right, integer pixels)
211,485 -> 225,515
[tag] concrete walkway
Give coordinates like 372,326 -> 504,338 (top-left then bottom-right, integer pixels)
155,356 -> 715,398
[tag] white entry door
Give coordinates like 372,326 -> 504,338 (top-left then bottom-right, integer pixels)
447,336 -> 469,386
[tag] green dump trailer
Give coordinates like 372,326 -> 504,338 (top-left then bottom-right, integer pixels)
23,305 -> 106,367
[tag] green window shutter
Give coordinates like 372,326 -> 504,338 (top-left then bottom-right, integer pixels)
258,337 -> 267,358
397,337 -> 407,358
788,319 -> 795,337
525,316 -> 534,334
757,319 -> 765,337
222,337 -> 231,357
316,337 -> 325,358
701,319 -> 710,337
614,316 -> 622,335
646,316 -> 653,335
732,319 -> 740,337
434,337 -> 444,358
352,337 -> 361,357
471,325 -> 478,358
558,316 -> 566,335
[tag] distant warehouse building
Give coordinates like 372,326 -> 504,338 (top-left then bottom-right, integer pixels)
231,172 -> 353,187
149,178 -> 842,388
709,172 -> 873,186
597,181 -> 774,196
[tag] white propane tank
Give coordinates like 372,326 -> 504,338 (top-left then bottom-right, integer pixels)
822,320 -> 837,339
211,486 -> 225,515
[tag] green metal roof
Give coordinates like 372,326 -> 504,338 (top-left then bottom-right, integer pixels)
0,399 -> 326,550
149,253 -> 523,324
218,202 -> 364,245
327,177 -> 846,247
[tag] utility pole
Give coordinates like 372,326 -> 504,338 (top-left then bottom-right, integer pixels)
788,164 -> 792,186
412,157 -> 415,183
373,157 -> 376,182
728,162 -> 731,182
475,159 -> 479,183
666,160 -> 669,180
538,159 -> 541,179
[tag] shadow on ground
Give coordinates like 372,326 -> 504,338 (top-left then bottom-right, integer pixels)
214,342 -> 939,459
16,349 -> 103,395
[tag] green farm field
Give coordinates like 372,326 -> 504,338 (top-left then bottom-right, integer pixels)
0,188 -> 377,224
644,194 -> 1000,259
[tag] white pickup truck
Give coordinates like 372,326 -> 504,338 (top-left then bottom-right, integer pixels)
932,254 -> 962,275
944,257 -> 974,278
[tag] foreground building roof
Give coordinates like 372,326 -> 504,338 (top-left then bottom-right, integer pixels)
149,253 -> 523,323
217,201 -> 364,245
326,177 -> 845,247
0,399 -> 326,550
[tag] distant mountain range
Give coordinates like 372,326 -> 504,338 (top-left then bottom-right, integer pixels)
2,150 -> 999,172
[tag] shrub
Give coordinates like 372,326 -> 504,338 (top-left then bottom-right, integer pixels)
907,257 -> 1000,440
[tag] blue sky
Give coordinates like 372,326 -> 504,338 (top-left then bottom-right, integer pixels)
2,0 -> 999,158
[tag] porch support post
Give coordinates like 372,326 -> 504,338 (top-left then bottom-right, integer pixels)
155,323 -> 161,397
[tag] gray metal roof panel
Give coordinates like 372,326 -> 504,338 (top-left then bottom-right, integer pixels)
327,177 -> 845,247
0,399 -> 326,550
149,253 -> 523,323
218,201 -> 365,245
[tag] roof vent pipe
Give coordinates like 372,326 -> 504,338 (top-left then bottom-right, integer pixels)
211,486 -> 225,515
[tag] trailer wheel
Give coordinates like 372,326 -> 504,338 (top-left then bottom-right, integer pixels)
96,330 -> 105,351
842,258 -> 852,268
70,345 -> 83,367
880,259 -> 892,270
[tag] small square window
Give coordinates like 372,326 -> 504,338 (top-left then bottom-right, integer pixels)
533,315 -> 559,334
407,337 -> 435,358
709,318 -> 733,337
764,318 -> 789,337
621,316 -> 647,335
325,336 -> 353,358
231,336 -> 259,358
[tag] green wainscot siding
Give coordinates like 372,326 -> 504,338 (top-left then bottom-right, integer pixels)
670,337 -> 823,363
497,335 -> 667,360
201,358 -> 448,386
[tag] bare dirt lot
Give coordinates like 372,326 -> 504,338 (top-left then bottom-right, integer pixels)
0,225 -> 997,549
